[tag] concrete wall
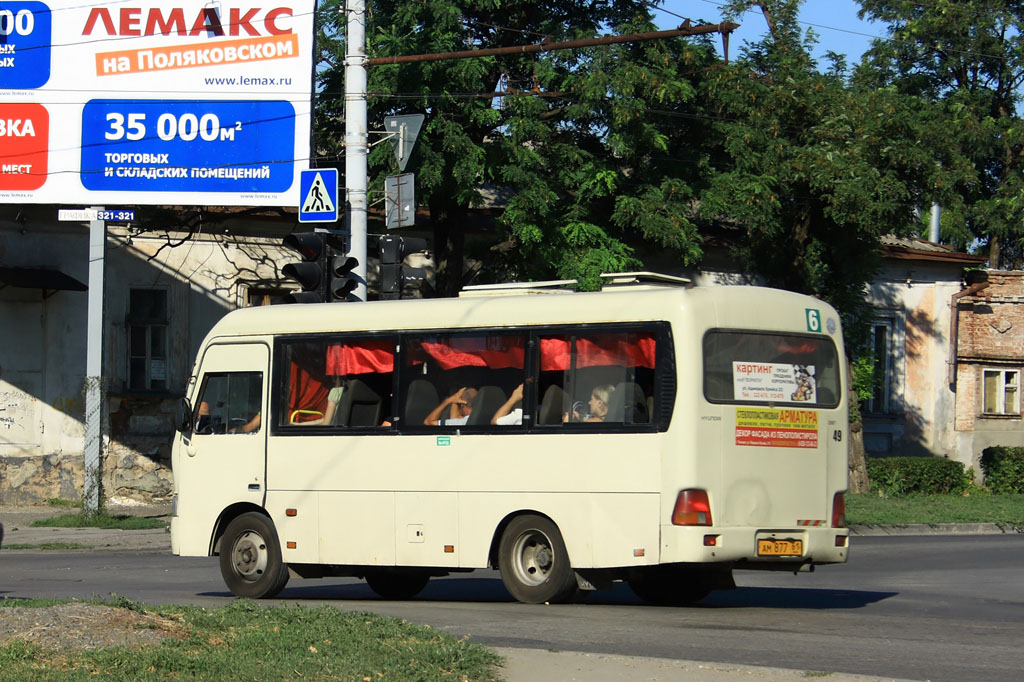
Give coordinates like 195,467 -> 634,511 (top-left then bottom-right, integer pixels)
0,209 -> 294,505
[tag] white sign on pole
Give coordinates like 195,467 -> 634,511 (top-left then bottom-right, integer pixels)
384,114 -> 424,172
0,1 -> 315,207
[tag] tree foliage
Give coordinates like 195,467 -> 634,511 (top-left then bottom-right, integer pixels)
313,0 -> 985,326
697,0 -> 945,343
856,0 -> 1024,267
315,0 -> 715,294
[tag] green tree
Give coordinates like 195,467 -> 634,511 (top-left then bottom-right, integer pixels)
700,0 -> 947,344
315,0 -> 714,295
856,0 -> 1024,268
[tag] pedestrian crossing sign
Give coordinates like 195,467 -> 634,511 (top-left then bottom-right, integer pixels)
298,168 -> 339,223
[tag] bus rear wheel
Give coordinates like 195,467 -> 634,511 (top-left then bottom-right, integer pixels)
498,515 -> 578,604
219,512 -> 290,599
365,569 -> 431,600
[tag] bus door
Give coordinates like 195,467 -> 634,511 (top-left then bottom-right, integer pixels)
180,342 -> 270,546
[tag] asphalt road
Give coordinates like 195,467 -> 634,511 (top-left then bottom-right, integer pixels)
2,533 -> 1022,681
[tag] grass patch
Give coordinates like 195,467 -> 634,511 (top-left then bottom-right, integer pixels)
1,543 -> 90,551
0,599 -> 502,682
847,492 -> 1024,527
31,513 -> 167,531
45,498 -> 79,508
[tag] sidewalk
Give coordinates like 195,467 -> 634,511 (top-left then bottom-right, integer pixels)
3,504 -> 998,682
0,503 -> 171,552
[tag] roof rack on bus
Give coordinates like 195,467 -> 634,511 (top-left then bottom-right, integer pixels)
600,271 -> 692,289
459,279 -> 578,298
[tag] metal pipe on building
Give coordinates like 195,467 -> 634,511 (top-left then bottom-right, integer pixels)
929,203 -> 941,243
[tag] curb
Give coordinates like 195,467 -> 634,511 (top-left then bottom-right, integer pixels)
849,522 -> 1021,536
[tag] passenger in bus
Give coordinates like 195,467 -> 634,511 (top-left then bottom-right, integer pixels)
297,382 -> 345,426
491,383 -> 524,425
564,384 -> 615,423
424,387 -> 478,425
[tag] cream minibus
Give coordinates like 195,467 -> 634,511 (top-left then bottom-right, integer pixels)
170,273 -> 849,604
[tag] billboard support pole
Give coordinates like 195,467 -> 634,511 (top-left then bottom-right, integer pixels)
344,0 -> 368,301
84,209 -> 105,515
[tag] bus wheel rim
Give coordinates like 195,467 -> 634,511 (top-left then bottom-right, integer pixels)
511,530 -> 554,587
231,530 -> 269,581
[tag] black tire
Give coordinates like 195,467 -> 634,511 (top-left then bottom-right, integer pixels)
219,512 -> 289,599
498,515 -> 578,604
628,567 -> 715,605
365,569 -> 431,600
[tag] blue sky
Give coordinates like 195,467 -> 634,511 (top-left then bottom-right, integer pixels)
653,0 -> 884,66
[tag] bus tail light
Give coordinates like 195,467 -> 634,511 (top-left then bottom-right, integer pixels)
831,492 -> 846,528
672,489 -> 712,526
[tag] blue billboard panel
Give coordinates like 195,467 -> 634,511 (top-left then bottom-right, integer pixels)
0,2 -> 51,89
80,99 -> 295,193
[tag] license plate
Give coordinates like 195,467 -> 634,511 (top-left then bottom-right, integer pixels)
757,539 -> 803,556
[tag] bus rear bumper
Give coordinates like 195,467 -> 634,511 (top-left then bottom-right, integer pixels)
659,525 -> 850,566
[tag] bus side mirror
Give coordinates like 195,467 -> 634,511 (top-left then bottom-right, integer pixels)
177,397 -> 194,433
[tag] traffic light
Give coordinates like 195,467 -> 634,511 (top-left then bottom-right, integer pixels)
378,235 -> 428,300
329,255 -> 360,301
281,232 -> 358,303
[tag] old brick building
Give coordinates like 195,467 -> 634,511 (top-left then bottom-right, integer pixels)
952,270 -> 1024,464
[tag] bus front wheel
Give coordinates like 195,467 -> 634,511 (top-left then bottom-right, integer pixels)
498,515 -> 578,604
219,512 -> 290,599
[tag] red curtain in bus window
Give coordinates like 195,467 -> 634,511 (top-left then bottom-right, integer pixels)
419,336 -> 525,370
773,339 -> 819,356
289,362 -> 328,423
540,337 -> 572,371
577,333 -> 656,368
540,333 -> 656,370
326,340 -> 395,375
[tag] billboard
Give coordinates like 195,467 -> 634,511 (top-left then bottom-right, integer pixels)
0,1 -> 315,207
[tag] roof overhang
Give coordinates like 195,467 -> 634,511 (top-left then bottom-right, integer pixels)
0,267 -> 88,298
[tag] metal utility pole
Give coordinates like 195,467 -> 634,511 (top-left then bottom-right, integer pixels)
84,210 -> 105,515
344,0 -> 368,301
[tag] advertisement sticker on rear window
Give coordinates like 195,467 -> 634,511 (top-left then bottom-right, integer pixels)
733,362 -> 816,402
735,408 -> 818,448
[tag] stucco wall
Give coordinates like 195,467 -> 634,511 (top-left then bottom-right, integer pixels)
1,213 -> 293,504
862,261 -> 965,460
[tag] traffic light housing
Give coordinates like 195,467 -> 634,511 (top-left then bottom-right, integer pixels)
329,255 -> 360,301
281,232 -> 358,303
378,235 -> 428,300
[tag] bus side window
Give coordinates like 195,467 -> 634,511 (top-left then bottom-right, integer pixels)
280,337 -> 396,428
538,330 -> 657,426
404,332 -> 526,427
195,372 -> 263,435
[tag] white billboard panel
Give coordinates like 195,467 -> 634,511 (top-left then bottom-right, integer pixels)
0,1 -> 315,207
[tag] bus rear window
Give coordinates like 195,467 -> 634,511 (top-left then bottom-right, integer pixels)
703,330 -> 840,407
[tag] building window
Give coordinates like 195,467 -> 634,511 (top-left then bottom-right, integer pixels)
128,289 -> 168,391
246,287 -> 290,307
982,369 -> 1020,416
866,319 -> 894,414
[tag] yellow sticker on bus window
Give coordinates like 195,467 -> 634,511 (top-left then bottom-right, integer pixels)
735,408 -> 818,448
